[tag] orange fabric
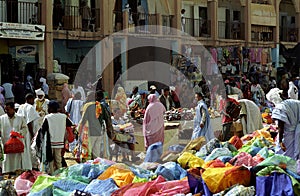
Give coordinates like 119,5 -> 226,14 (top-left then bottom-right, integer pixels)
229,135 -> 243,150
98,164 -> 135,187
202,166 -> 251,193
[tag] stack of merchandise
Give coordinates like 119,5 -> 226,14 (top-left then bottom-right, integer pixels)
10,127 -> 300,195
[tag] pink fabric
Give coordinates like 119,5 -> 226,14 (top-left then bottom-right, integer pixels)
14,170 -> 43,195
229,152 -> 259,167
114,175 -> 190,196
61,83 -> 71,112
256,48 -> 262,63
143,94 -> 166,148
210,48 -> 217,63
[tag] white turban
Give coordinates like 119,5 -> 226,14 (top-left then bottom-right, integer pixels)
35,88 -> 45,96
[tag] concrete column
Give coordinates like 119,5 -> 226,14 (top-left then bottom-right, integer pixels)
174,0 -> 181,35
157,13 -> 163,34
41,0 -> 53,74
123,11 -> 129,33
208,0 -> 218,41
100,0 -> 114,35
274,0 -> 280,45
296,12 -> 300,41
244,0 -> 252,45
101,37 -> 114,96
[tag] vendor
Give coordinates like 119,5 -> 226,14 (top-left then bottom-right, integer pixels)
272,99 -> 300,160
112,108 -> 139,162
159,87 -> 174,111
219,89 -> 241,141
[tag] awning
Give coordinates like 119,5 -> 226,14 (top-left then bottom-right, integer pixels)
183,0 -> 207,7
251,3 -> 276,26
147,0 -> 174,15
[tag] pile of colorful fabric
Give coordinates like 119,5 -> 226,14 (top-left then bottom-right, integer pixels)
11,127 -> 300,195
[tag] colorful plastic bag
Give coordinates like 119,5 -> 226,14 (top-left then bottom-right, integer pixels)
29,175 -> 61,196
111,175 -> 166,196
84,178 -> 119,195
144,142 -> 163,163
14,170 -> 43,195
201,166 -> 251,193
187,172 -> 212,195
98,163 -> 135,187
155,162 -> 187,181
4,131 -> 24,154
256,172 -> 294,196
177,152 -> 204,169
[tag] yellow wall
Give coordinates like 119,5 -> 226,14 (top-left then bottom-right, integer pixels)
0,39 -> 8,54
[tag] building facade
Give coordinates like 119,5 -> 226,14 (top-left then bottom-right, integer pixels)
0,0 -> 299,95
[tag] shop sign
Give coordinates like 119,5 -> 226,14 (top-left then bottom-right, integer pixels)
16,45 -> 37,58
0,22 -> 45,41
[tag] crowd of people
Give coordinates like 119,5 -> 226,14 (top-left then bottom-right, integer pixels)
0,67 -> 300,177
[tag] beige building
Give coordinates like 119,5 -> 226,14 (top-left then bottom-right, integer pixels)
0,0 -> 299,94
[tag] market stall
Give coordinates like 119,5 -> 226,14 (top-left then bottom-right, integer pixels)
9,125 -> 299,196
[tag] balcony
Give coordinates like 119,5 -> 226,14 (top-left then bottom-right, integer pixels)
0,0 -> 42,24
53,4 -> 100,31
251,25 -> 274,42
218,21 -> 245,40
162,15 -> 175,35
280,27 -> 298,42
184,18 -> 211,37
113,11 -> 176,35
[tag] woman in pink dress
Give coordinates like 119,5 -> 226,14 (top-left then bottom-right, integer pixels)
143,94 -> 166,150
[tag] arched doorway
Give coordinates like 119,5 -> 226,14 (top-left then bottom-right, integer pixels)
279,0 -> 298,42
218,0 -> 244,40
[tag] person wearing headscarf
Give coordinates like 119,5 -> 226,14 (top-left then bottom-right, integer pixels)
266,88 -> 283,106
34,88 -> 50,128
36,100 -> 72,174
114,86 -> 127,115
2,82 -> 14,103
17,93 -> 40,169
62,83 -> 72,113
72,82 -> 86,102
39,77 -> 49,98
25,75 -> 35,95
272,99 -> 300,160
238,99 -> 263,136
192,92 -> 214,142
288,81 -> 298,100
0,86 -> 5,108
143,94 -> 166,150
65,92 -> 84,125
0,102 -> 30,173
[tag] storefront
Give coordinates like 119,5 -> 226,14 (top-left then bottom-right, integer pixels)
0,22 -> 45,84
53,39 -> 98,84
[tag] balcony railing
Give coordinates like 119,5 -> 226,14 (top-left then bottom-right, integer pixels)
184,18 -> 211,37
218,21 -> 245,40
130,12 -> 158,34
280,27 -> 298,42
251,25 -> 274,41
162,15 -> 175,35
0,0 -> 41,24
113,11 -> 177,35
53,4 -> 100,31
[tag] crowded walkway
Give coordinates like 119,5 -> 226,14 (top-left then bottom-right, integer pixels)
0,70 -> 300,195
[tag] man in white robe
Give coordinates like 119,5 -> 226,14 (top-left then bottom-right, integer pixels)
17,93 -> 40,169
0,102 -> 30,173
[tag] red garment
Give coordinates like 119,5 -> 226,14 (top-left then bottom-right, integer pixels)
220,97 -> 239,123
171,91 -> 180,102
